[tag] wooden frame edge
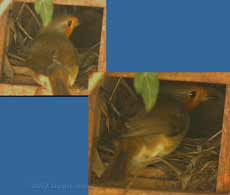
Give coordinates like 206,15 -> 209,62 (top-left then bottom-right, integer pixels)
0,83 -> 88,96
88,186 -> 224,195
98,7 -> 106,72
13,0 -> 106,7
217,85 -> 230,192
105,72 -> 230,84
0,7 -> 9,80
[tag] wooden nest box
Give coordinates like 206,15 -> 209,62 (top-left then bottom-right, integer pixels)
0,0 -> 106,96
89,72 -> 230,195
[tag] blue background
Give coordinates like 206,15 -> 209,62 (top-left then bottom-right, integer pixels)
0,98 -> 88,194
108,0 -> 230,71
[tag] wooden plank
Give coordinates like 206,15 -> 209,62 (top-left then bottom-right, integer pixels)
14,0 -> 106,7
217,85 -> 230,192
11,74 -> 37,85
98,7 -> 106,72
159,73 -> 230,84
105,72 -> 230,84
0,74 -> 89,96
89,186 -> 224,195
0,83 -> 88,96
0,8 -> 9,80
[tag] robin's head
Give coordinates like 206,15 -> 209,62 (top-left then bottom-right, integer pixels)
43,15 -> 80,37
160,82 -> 217,112
181,86 -> 211,112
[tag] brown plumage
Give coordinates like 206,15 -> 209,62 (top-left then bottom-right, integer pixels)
26,16 -> 80,95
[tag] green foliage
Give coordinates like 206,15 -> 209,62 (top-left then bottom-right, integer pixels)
34,0 -> 53,26
134,72 -> 159,112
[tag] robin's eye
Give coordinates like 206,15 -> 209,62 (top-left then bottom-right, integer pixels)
67,20 -> 72,27
189,91 -> 196,98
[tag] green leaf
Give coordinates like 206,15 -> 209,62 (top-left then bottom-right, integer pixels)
34,0 -> 53,27
134,72 -> 159,112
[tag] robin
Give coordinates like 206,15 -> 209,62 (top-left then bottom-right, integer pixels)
160,82 -> 224,137
103,82 -> 216,181
26,15 -> 80,95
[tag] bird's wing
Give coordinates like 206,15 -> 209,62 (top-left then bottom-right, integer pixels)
121,98 -> 190,138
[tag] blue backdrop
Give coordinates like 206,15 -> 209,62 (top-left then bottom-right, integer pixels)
108,0 -> 230,71
0,98 -> 88,194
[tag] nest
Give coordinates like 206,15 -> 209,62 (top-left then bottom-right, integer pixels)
163,134 -> 220,192
4,2 -> 103,89
91,77 -> 224,192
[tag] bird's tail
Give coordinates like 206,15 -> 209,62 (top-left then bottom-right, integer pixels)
49,69 -> 70,96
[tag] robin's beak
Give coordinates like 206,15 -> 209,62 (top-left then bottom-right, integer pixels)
202,90 -> 218,101
202,96 -> 217,101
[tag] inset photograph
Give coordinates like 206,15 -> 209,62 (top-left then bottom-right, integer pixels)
0,0 -> 106,96
88,72 -> 230,194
